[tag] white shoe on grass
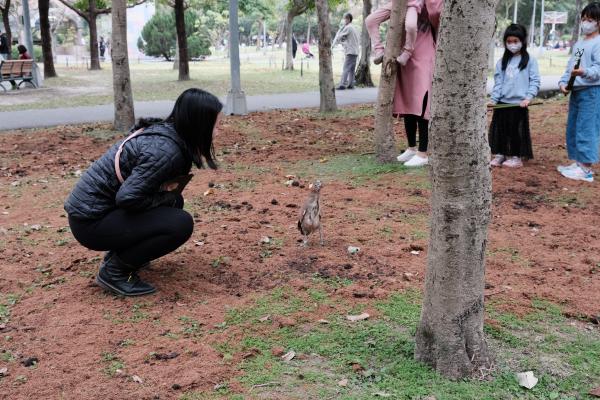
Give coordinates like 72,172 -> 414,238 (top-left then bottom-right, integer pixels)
397,148 -> 417,163
404,154 -> 429,167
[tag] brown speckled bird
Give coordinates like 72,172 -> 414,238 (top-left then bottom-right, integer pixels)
297,181 -> 323,246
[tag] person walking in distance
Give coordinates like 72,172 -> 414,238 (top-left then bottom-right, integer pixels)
332,12 -> 360,90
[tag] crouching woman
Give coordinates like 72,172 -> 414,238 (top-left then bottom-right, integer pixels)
64,88 -> 222,296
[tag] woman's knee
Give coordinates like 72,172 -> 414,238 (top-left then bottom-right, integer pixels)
170,209 -> 194,243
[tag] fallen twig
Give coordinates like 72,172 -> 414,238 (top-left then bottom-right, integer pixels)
251,382 -> 281,389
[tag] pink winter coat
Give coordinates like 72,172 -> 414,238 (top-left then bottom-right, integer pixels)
394,0 -> 443,119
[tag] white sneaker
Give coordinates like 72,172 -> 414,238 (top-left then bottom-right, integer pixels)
560,165 -> 594,182
397,148 -> 417,163
404,154 -> 429,167
557,162 -> 578,173
490,155 -> 505,167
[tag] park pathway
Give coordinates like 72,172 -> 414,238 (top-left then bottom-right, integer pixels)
0,75 -> 561,131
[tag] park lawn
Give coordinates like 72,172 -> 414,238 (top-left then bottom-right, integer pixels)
1,49 -> 379,111
0,102 -> 599,399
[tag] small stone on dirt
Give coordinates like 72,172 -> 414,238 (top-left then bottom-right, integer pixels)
410,250 -> 420,255
589,387 -> 600,397
338,378 -> 348,387
10,181 -> 21,187
402,272 -> 414,281
171,384 -> 182,390
281,350 -> 296,362
260,236 -> 271,244
347,246 -> 360,255
271,346 -> 285,357
132,375 -> 143,384
258,315 -> 271,323
275,316 -> 297,328
22,357 -> 38,367
0,367 -> 8,377
347,313 -> 370,322
271,199 -> 279,205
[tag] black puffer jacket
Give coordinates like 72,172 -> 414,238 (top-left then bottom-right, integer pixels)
64,122 -> 193,220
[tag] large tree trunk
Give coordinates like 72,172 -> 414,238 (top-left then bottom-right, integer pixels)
315,0 -> 336,112
88,0 -> 101,70
39,0 -> 57,78
373,0 -> 407,162
111,0 -> 135,130
285,12 -> 294,70
355,0 -> 374,87
414,0 -> 495,379
174,0 -> 189,80
1,0 -> 12,59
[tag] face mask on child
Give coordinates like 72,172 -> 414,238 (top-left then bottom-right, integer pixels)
506,42 -> 522,54
581,20 -> 599,35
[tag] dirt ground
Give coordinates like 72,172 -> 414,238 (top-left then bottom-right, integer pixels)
0,102 -> 598,399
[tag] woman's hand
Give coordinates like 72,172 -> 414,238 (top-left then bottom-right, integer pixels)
520,99 -> 531,108
559,84 -> 569,95
571,67 -> 586,77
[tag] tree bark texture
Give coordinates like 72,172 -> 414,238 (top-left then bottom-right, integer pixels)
374,0 -> 407,162
1,0 -> 12,59
174,0 -> 189,80
414,0 -> 496,379
111,0 -> 135,131
285,12 -> 294,70
315,0 -> 337,112
355,0 -> 374,87
39,0 -> 57,78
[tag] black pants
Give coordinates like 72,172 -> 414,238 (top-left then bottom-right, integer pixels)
68,195 -> 193,267
403,92 -> 429,153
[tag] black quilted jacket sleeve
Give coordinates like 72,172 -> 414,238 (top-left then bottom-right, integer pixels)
64,122 -> 192,220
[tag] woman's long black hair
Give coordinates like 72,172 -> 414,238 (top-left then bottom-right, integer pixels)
582,2 -> 600,24
135,88 -> 222,169
501,24 -> 530,71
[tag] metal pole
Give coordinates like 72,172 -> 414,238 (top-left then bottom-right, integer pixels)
225,0 -> 247,115
539,0 -> 545,55
530,0 -> 537,46
513,0 -> 518,23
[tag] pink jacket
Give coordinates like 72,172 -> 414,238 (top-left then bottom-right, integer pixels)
394,0 -> 443,119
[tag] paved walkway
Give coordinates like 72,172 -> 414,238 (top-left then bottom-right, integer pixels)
0,75 -> 562,131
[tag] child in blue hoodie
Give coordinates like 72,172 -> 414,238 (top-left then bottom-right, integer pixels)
558,2 -> 600,183
489,24 -> 541,168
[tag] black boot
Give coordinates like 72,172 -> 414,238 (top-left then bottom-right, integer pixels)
96,252 -> 156,296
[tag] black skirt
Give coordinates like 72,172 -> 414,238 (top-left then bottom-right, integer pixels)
488,103 -> 533,159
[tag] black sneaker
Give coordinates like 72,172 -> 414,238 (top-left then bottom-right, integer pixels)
96,252 -> 156,296
336,85 -> 346,90
347,85 -> 354,90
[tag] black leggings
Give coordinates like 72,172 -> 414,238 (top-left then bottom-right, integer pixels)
404,92 -> 429,153
68,195 -> 193,267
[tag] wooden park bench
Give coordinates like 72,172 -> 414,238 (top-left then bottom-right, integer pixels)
0,60 -> 36,92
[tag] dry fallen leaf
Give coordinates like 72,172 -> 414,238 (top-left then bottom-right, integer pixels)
317,319 -> 330,324
515,371 -> 538,389
258,315 -> 271,322
337,378 -> 348,387
590,387 -> 600,398
281,350 -> 296,362
373,392 -> 391,397
346,313 -> 370,322
203,188 -> 214,196
132,375 -> 143,384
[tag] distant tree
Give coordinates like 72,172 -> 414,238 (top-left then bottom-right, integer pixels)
285,0 -> 310,70
354,0 -> 373,87
39,0 -> 58,78
111,0 -> 134,130
0,0 -> 12,58
315,0 -> 336,112
138,10 -> 211,61
58,0 -> 146,70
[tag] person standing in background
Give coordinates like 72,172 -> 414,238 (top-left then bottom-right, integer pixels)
332,12 -> 360,90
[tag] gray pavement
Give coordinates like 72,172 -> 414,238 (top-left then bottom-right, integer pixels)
0,75 -> 562,131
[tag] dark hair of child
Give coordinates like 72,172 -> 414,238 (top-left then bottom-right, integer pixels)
134,88 -> 222,170
582,2 -> 600,22
501,23 -> 530,71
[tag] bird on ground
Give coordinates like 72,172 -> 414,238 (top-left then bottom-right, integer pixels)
297,180 -> 324,246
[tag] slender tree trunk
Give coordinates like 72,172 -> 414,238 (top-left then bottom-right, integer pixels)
111,0 -> 135,130
88,0 -> 101,70
355,0 -> 374,87
414,0 -> 495,379
570,0 -> 582,54
315,0 -> 336,112
174,0 -> 189,80
1,0 -> 12,59
39,0 -> 57,78
374,0 -> 406,162
285,12 -> 294,70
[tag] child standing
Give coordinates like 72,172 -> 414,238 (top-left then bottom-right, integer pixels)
489,24 -> 540,168
557,2 -> 600,182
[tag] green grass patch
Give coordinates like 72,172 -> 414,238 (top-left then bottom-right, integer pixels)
212,288 -> 600,399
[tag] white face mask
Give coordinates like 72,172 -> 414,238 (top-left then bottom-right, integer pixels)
506,42 -> 522,54
581,20 -> 599,35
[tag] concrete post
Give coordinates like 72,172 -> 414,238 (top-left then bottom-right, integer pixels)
225,0 -> 247,115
